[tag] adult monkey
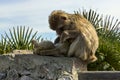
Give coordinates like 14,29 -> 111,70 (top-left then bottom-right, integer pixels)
49,10 -> 99,63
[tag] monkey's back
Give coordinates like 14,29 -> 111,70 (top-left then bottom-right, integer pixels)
68,14 -> 99,62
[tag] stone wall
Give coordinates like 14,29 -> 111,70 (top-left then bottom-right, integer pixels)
1,54 -> 120,80
0,54 -> 87,80
79,71 -> 120,80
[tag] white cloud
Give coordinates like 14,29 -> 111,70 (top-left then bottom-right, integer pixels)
0,0 -> 77,18
0,0 -> 120,34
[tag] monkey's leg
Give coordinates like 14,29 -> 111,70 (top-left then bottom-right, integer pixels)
67,36 -> 80,57
34,48 -> 63,56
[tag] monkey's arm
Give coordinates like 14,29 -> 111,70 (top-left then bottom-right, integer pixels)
63,30 -> 79,37
60,30 -> 80,42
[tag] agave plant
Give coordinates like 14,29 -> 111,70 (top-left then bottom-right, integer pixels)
4,26 -> 39,50
78,9 -> 120,71
0,35 -> 12,54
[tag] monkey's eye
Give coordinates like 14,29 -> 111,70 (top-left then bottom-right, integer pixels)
61,16 -> 67,20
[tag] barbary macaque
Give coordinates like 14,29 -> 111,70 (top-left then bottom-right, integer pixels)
31,38 -> 70,56
48,10 -> 99,63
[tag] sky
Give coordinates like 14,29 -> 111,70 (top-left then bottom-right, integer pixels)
0,0 -> 120,40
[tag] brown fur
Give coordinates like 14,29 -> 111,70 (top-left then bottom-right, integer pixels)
31,39 -> 70,56
49,10 -> 99,63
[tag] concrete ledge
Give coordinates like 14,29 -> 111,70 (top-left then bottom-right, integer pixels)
79,71 -> 120,80
1,54 -> 119,80
0,54 -> 87,80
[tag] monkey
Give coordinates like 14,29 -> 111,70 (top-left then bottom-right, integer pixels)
48,10 -> 99,63
68,32 -> 98,63
62,30 -> 98,62
31,40 -> 55,50
31,40 -> 56,55
60,30 -> 96,62
31,29 -> 79,56
31,29 -> 80,57
31,38 -> 70,56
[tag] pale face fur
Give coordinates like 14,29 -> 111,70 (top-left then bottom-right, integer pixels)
49,10 -> 76,35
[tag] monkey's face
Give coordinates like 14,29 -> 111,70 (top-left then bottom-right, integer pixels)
55,14 -> 76,35
49,10 -> 75,35
55,14 -> 70,35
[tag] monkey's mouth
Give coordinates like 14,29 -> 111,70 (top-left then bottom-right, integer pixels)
58,25 -> 64,31
56,25 -> 65,35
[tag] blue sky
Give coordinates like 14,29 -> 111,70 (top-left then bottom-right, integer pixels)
0,0 -> 120,40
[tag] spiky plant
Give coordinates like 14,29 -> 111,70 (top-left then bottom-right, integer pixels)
78,9 -> 120,70
4,26 -> 39,50
0,35 -> 12,54
95,16 -> 120,70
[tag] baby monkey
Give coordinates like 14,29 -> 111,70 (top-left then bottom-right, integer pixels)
31,30 -> 78,57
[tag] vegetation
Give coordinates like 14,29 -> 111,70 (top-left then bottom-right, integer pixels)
79,9 -> 120,71
0,35 -> 12,54
0,26 -> 40,54
0,9 -> 120,70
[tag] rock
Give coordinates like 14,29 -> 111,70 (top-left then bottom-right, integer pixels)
58,76 -> 73,80
0,72 -> 6,79
6,69 -> 19,80
20,76 -> 33,80
0,54 -> 87,80
20,71 -> 31,76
